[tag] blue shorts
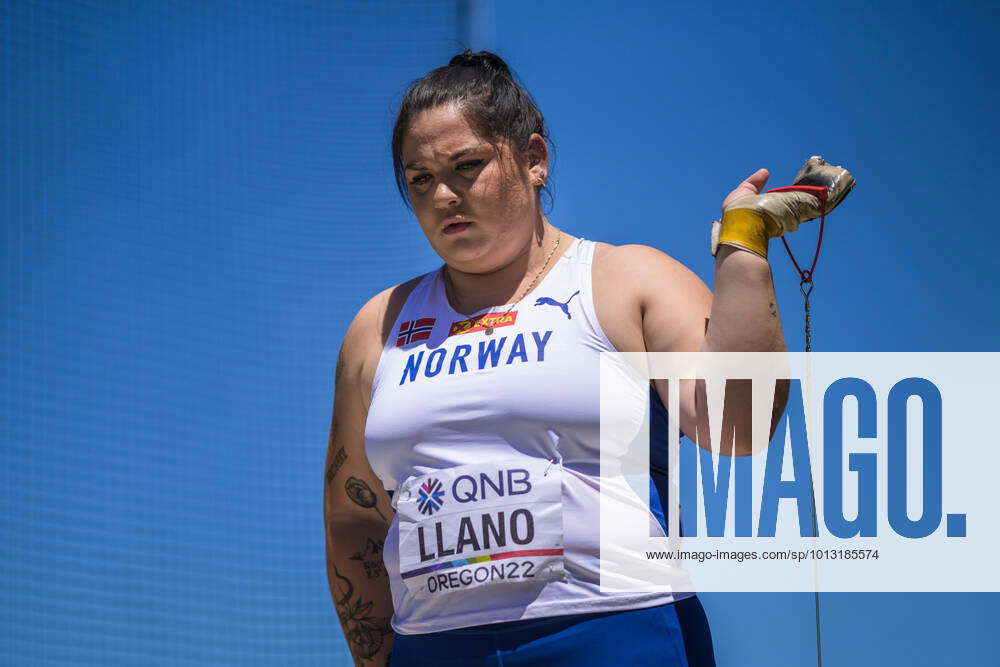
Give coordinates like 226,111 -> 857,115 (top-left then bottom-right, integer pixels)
389,596 -> 716,666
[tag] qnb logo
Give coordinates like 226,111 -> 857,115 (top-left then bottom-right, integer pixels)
417,478 -> 446,515
534,290 -> 580,319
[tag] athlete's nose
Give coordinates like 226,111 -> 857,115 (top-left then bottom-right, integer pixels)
433,181 -> 461,209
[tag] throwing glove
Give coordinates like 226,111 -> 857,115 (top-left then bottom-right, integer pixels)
711,156 -> 856,258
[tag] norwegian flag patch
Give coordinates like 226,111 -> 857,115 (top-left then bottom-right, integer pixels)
396,317 -> 436,347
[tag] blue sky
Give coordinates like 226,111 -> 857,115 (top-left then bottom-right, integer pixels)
2,1 -> 997,665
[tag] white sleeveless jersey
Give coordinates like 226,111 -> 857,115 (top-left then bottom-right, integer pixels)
364,237 -> 691,635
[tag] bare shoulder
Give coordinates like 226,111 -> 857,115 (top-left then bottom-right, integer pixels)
591,242 -> 712,352
594,242 -> 701,285
594,242 -> 710,305
339,273 -> 427,398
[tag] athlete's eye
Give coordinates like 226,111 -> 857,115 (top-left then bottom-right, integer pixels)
457,160 -> 483,172
409,173 -> 431,186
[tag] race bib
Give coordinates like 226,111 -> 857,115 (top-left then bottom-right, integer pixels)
394,458 -> 564,598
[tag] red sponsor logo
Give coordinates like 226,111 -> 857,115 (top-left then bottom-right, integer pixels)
448,311 -> 517,336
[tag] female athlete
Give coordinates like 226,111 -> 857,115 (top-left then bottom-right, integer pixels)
324,50 -> 788,666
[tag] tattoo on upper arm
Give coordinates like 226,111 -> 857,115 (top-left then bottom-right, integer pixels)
769,301 -> 777,318
350,538 -> 388,579
332,564 -> 392,662
336,352 -> 346,386
346,476 -> 389,521
326,446 -> 348,485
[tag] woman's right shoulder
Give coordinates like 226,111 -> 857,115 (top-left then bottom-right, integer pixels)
339,272 -> 431,374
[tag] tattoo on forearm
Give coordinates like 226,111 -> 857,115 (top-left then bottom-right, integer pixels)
769,301 -> 777,318
332,564 -> 392,661
345,477 -> 388,521
350,538 -> 388,580
326,446 -> 347,485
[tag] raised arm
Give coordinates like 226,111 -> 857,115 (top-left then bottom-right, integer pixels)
324,296 -> 395,666
596,170 -> 789,456
703,169 -> 787,356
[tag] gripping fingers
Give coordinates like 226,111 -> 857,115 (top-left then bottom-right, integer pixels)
712,156 -> 855,258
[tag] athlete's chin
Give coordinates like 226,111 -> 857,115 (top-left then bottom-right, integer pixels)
432,237 -> 505,274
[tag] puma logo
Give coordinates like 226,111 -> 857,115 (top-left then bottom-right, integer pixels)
534,290 -> 580,320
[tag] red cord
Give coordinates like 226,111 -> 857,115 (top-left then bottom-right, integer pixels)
766,185 -> 828,285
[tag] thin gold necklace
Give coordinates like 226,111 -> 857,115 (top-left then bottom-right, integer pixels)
445,230 -> 562,335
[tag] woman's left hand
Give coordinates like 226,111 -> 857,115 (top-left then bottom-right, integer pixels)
720,168 -> 770,214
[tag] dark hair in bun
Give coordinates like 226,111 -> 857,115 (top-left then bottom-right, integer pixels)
391,50 -> 552,210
